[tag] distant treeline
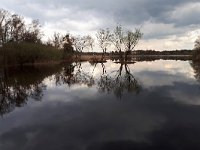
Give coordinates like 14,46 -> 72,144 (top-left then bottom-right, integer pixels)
133,49 -> 192,55
80,49 -> 192,56
0,8 -> 199,66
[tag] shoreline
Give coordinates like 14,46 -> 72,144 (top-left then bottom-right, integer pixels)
0,54 -> 193,68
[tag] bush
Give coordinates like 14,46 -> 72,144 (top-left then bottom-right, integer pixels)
192,48 -> 200,61
1,42 -> 63,66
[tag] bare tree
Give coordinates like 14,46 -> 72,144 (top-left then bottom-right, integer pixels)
23,19 -> 42,43
97,26 -> 142,61
72,36 -> 85,52
46,38 -> 53,47
52,32 -> 63,49
0,9 -> 42,45
72,35 -> 94,52
0,9 -> 11,45
110,25 -> 124,52
123,28 -> 143,52
9,14 -> 25,42
31,19 -> 42,41
63,34 -> 74,54
96,28 -> 111,53
195,36 -> 200,50
193,36 -> 200,61
83,35 -> 94,51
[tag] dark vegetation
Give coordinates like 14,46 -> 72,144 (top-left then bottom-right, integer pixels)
0,8 -> 199,67
190,37 -> 200,83
192,36 -> 200,61
1,42 -> 63,65
0,64 -> 62,115
0,60 -> 142,115
0,9 -> 73,66
1,55 -> 200,115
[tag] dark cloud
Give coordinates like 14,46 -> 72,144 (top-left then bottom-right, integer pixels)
29,0 -> 200,27
2,0 -> 200,25
1,0 -> 200,49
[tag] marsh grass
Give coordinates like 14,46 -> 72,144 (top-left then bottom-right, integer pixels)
0,42 -> 63,66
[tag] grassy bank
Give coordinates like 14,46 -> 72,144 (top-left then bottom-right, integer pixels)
0,43 -> 195,67
0,42 -> 64,67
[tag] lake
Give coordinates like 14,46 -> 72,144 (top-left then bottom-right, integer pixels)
0,59 -> 200,150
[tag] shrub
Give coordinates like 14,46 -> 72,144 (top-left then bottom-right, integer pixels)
1,42 -> 63,66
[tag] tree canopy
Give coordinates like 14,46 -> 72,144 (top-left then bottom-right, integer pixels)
0,9 -> 42,46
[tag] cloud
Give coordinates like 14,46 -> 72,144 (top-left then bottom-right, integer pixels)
1,80 -> 200,149
1,0 -> 200,50
169,2 -> 200,27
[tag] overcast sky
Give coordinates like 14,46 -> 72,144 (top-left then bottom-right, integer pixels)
1,0 -> 200,50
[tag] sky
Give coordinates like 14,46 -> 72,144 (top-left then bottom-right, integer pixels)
1,0 -> 200,50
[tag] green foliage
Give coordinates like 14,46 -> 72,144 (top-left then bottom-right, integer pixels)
1,42 -> 63,66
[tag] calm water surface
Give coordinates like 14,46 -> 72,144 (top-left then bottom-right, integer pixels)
0,59 -> 200,150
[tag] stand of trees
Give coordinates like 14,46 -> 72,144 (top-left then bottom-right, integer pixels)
48,32 -> 94,54
0,9 -> 65,66
110,49 -> 192,56
193,36 -> 200,60
1,8 -> 199,66
96,25 -> 143,61
1,8 -> 144,66
0,6 -> 95,66
0,9 -> 41,45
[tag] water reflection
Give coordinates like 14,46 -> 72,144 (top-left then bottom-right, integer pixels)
0,61 -> 141,115
190,60 -> 200,82
56,61 -> 95,87
0,65 -> 61,115
54,61 -> 141,98
97,62 -> 141,98
1,59 -> 200,115
1,59 -> 200,149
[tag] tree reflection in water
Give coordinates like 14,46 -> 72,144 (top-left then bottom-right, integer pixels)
0,65 -> 61,115
0,61 -> 141,115
55,62 -> 95,87
56,61 -> 142,98
97,62 -> 141,98
191,60 -> 200,82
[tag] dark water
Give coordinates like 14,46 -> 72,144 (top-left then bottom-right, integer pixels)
0,59 -> 200,150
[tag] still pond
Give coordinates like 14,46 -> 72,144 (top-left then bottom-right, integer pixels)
0,59 -> 200,150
